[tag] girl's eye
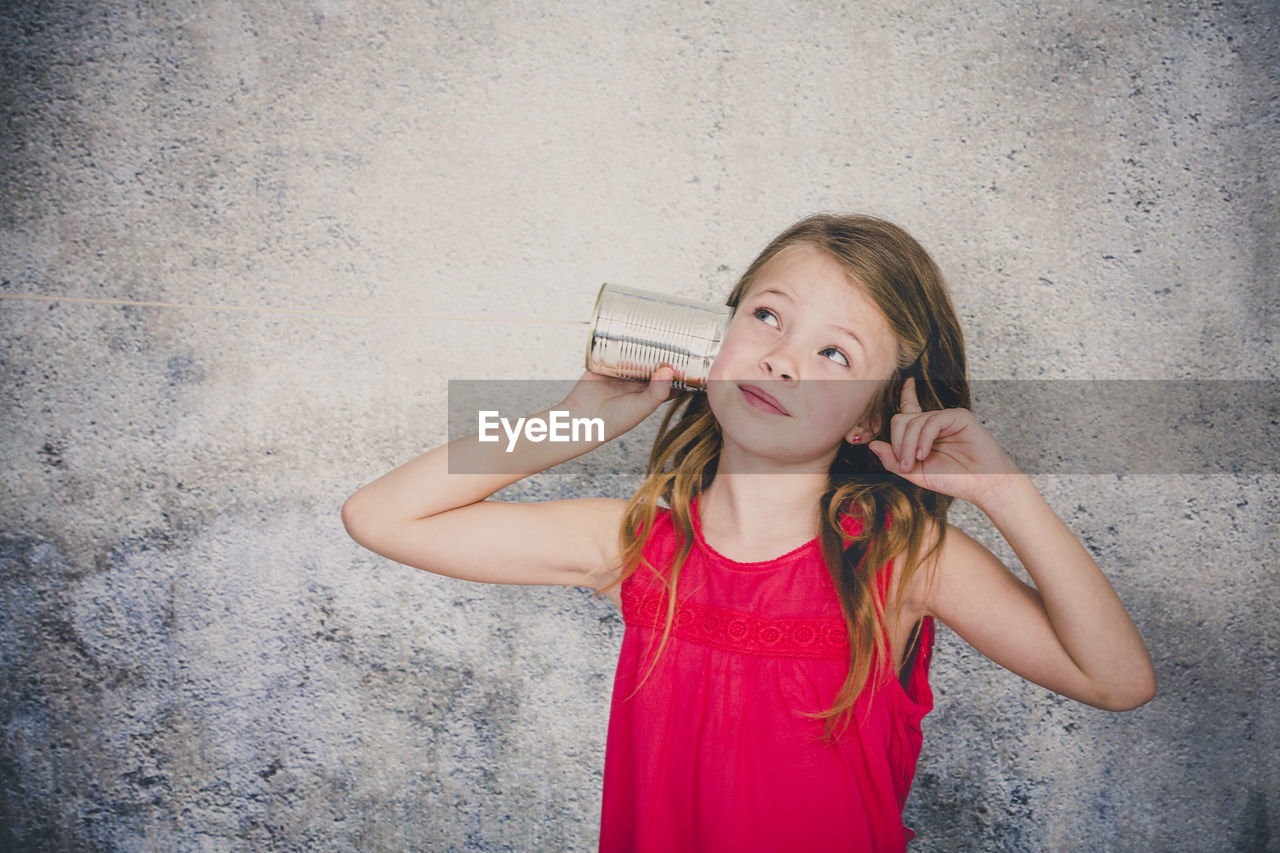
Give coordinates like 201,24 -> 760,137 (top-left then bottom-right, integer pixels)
752,307 -> 779,327
820,346 -> 850,367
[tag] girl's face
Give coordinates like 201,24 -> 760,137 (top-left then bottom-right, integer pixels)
707,243 -> 901,467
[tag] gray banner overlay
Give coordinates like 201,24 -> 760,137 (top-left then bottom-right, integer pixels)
447,380 -> 1278,476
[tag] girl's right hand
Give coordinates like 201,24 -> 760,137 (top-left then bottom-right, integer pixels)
559,367 -> 676,442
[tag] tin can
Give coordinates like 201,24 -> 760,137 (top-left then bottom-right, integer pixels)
586,284 -> 733,392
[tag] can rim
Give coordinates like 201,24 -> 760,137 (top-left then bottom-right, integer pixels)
585,283 -> 610,370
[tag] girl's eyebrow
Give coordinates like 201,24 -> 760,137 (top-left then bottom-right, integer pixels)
755,287 -> 793,302
829,321 -> 865,350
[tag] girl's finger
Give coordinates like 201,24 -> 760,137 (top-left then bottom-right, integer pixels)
900,376 -> 923,414
650,366 -> 675,401
896,410 -> 933,473
891,411 -> 927,474
889,410 -> 913,469
867,439 -> 899,474
913,412 -> 950,461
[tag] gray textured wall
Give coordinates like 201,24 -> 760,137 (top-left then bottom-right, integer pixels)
1,1 -> 1276,850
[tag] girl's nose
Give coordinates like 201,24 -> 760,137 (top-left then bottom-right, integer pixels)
761,345 -> 797,381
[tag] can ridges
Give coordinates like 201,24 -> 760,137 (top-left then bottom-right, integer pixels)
586,283 -> 732,392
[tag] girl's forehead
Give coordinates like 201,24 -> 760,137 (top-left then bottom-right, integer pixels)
747,243 -> 872,305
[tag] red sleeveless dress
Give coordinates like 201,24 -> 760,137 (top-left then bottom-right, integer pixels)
600,496 -> 935,852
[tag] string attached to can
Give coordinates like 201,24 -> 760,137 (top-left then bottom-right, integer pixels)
0,292 -> 589,325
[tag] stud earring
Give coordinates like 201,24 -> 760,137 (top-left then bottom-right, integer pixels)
850,434 -> 863,444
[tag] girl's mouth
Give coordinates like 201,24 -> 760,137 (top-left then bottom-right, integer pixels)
738,384 -> 790,416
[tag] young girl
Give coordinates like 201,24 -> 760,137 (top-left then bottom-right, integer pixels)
341,214 -> 1156,851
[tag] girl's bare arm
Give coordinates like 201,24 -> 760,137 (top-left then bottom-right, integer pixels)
873,378 -> 1156,711
923,499 -> 1156,711
341,368 -> 674,596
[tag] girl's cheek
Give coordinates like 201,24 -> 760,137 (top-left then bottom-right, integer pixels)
708,337 -> 744,381
708,351 -> 727,381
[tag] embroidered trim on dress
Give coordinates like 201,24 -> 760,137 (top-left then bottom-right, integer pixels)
622,582 -> 850,661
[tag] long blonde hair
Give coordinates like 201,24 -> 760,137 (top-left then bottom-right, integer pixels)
609,214 -> 970,735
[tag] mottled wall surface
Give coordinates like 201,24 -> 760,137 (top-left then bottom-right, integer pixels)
1,1 -> 1276,850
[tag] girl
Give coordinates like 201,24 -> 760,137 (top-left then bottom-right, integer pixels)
341,214 -> 1156,851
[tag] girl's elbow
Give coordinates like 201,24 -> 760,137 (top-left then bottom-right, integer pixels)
1097,668 -> 1158,712
1127,669 -> 1158,709
341,491 -> 378,548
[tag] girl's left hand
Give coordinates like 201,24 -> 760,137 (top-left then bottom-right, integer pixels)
868,377 -> 1022,506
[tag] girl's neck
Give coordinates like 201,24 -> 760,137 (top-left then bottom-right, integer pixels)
697,434 -> 838,540
698,471 -> 829,546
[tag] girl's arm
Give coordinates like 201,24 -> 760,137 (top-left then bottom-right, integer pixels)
341,368 -> 674,597
871,379 -> 1157,711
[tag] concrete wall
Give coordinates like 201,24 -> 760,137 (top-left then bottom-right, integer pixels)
2,0 -> 1275,850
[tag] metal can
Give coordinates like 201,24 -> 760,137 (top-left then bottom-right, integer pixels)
586,283 -> 734,392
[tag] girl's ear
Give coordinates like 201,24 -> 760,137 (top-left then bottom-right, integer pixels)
856,406 -> 886,443
844,421 -> 876,444
847,376 -> 895,444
